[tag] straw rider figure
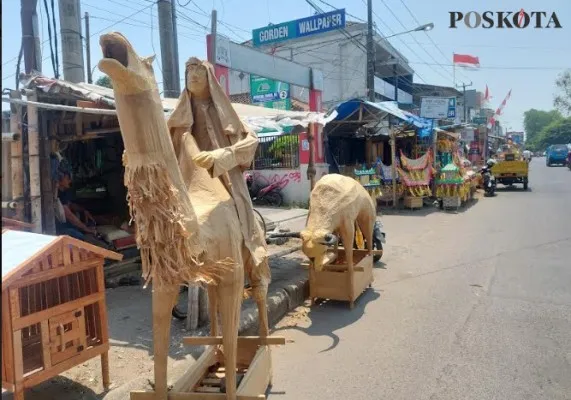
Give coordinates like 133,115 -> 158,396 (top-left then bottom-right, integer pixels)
167,57 -> 271,336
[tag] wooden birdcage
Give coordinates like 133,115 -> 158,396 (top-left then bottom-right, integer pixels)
1,230 -> 122,400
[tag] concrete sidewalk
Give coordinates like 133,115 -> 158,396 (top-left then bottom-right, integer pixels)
255,206 -> 308,231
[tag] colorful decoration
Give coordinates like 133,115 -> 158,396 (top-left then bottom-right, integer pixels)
397,165 -> 433,197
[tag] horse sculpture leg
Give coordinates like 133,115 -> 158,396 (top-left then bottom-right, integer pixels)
152,285 -> 179,400
207,285 -> 219,336
217,267 -> 244,399
244,247 -> 270,337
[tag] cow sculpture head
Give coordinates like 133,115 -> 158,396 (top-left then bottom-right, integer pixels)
300,229 -> 338,271
98,32 -> 156,95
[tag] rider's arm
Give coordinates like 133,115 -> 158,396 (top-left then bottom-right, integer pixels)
209,125 -> 259,178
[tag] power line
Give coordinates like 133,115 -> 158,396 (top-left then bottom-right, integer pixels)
408,62 -> 569,71
397,0 -> 470,83
376,0 -> 453,83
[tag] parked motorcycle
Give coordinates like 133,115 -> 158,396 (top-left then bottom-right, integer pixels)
245,173 -> 284,207
480,159 -> 497,197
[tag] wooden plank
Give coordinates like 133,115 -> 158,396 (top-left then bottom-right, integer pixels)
2,291 -> 15,383
182,337 -> 285,346
9,288 -> 21,319
40,320 -> 52,370
13,292 -> 103,331
11,259 -> 100,289
64,236 -> 123,261
23,342 -> 109,389
171,346 -> 217,393
2,380 -> 15,392
237,346 -> 271,397
130,392 -> 265,400
12,330 -> 24,393
323,265 -> 364,273
95,265 -> 110,344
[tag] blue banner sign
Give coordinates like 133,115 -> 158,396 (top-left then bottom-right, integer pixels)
252,9 -> 346,47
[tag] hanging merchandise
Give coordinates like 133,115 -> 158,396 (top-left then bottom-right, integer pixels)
400,148 -> 432,170
397,165 -> 433,197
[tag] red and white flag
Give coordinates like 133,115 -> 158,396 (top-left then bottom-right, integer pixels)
484,85 -> 491,101
487,89 -> 512,128
453,53 -> 480,69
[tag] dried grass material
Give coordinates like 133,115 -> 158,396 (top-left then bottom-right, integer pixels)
124,161 -> 235,288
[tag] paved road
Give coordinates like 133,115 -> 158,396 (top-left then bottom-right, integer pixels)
269,158 -> 571,400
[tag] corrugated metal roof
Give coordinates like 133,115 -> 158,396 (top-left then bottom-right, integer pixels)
22,74 -> 331,133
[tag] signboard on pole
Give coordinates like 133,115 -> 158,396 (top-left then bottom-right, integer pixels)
420,97 -> 456,119
252,9 -> 346,47
250,75 -> 291,110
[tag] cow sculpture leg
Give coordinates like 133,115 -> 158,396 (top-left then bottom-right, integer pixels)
357,211 -> 374,256
152,285 -> 179,400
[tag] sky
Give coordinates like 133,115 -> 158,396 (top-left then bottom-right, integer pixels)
2,0 -> 570,131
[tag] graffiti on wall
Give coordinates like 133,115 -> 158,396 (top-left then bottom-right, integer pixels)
252,171 -> 302,189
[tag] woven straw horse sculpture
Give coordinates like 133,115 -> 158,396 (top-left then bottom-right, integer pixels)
98,32 -> 269,400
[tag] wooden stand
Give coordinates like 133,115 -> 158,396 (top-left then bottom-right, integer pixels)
130,336 -> 285,400
403,196 -> 423,210
308,249 -> 374,309
1,231 -> 122,400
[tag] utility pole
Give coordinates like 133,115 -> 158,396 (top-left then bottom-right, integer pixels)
456,81 -> 473,123
84,12 -> 92,83
366,0 -> 375,101
171,0 -> 181,94
210,10 -> 217,65
157,0 -> 178,98
393,63 -> 398,103
20,0 -> 42,74
58,0 -> 85,82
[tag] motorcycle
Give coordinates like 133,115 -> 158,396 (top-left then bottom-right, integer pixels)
480,160 -> 497,197
245,173 -> 284,207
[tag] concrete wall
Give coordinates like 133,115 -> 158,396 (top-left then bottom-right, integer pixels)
249,163 -> 329,204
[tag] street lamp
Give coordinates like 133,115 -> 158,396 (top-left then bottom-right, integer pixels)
383,22 -> 434,39
376,22 -> 433,103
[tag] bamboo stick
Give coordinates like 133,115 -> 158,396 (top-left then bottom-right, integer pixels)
26,92 -> 42,233
9,91 -> 24,219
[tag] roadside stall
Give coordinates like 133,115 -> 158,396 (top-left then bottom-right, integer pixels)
324,99 -> 431,207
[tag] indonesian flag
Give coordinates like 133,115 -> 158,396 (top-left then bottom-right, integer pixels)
487,89 -> 512,128
484,85 -> 491,101
453,53 -> 480,69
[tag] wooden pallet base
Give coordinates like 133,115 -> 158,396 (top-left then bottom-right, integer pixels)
309,249 -> 374,309
131,337 -> 285,400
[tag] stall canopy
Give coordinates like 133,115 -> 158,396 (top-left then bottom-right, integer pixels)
14,74 -> 334,134
326,98 -> 434,137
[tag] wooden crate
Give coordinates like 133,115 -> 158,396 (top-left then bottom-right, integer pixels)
130,336 -> 285,400
442,196 -> 462,210
404,196 -> 423,209
1,230 -> 122,400
309,249 -> 374,309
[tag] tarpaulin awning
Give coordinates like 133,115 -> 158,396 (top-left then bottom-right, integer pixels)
16,74 -> 334,134
327,98 -> 435,137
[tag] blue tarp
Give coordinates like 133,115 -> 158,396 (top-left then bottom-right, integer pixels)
330,99 -> 434,136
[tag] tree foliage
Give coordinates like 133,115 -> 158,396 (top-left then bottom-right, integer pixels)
534,117 -> 571,149
523,109 -> 562,148
95,75 -> 112,89
554,69 -> 571,116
